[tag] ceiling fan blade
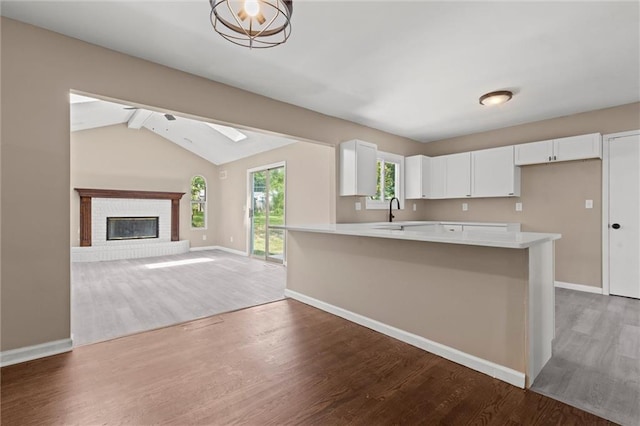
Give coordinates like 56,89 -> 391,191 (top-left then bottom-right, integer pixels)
237,9 -> 247,21
256,12 -> 266,25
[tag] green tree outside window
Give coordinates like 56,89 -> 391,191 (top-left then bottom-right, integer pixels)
191,176 -> 206,228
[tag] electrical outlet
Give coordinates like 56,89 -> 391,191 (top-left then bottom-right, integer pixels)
462,203 -> 468,212
355,202 -> 362,211
585,199 -> 593,209
230,236 -> 234,243
202,235 -> 207,241
515,202 -> 523,212
413,203 -> 417,212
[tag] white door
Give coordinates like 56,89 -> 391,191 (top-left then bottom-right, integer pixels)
609,133 -> 640,299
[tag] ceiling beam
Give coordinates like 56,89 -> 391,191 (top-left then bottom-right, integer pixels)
127,109 -> 154,129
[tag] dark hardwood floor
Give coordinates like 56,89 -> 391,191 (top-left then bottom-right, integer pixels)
1,299 -> 611,425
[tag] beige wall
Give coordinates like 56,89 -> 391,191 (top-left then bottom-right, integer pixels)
420,103 -> 640,288
287,231 -> 528,372
214,142 -> 335,253
1,18 -> 417,351
70,124 -> 217,247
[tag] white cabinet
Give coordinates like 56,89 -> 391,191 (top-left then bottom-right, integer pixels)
339,140 -> 377,196
471,146 -> 520,197
429,156 -> 447,199
554,133 -> 602,162
514,140 -> 554,165
405,155 -> 431,199
514,133 -> 601,165
443,152 -> 471,198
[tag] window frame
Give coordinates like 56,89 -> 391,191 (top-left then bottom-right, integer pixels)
365,151 -> 405,210
190,175 -> 208,230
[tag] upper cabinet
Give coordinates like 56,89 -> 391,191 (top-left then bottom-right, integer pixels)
406,149 -> 518,199
553,133 -> 602,162
339,139 -> 377,196
515,133 -> 601,166
405,155 -> 431,199
443,152 -> 472,198
430,156 -> 447,199
472,146 -> 520,198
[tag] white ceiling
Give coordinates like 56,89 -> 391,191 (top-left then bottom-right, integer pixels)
71,95 -> 296,165
4,1 -> 640,142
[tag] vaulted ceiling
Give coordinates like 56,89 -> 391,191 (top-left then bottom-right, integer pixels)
71,94 -> 296,165
4,1 -> 640,142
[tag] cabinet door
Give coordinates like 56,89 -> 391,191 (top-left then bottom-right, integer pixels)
553,133 -> 602,162
356,142 -> 378,196
339,140 -> 377,196
429,156 -> 447,199
472,146 -> 519,197
444,152 -> 471,198
405,155 -> 430,199
514,140 -> 553,165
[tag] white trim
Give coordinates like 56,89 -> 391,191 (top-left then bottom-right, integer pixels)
247,161 -> 287,175
189,245 -> 248,257
1,338 -> 73,367
284,289 -> 525,389
601,129 -> 640,296
554,281 -> 603,294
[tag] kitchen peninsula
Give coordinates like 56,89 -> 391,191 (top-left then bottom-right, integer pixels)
284,222 -> 560,388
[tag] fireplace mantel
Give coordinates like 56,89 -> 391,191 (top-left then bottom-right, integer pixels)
74,188 -> 185,247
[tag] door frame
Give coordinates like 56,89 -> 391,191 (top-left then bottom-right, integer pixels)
601,129 -> 640,296
246,161 -> 287,261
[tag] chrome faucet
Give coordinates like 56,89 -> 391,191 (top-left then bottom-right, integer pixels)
388,197 -> 400,222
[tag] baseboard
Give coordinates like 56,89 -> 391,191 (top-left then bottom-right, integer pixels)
190,245 -> 248,257
1,338 -> 73,367
284,289 -> 525,389
189,245 -> 219,252
555,281 -> 603,294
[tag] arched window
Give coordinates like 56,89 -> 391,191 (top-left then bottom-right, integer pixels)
191,176 -> 207,229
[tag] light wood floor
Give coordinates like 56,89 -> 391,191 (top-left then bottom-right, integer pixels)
532,288 -> 640,426
72,250 -> 285,346
2,299 -> 610,425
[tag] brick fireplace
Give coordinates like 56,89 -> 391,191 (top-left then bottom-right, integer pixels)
73,188 -> 188,262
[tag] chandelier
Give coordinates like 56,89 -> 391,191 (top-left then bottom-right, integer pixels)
210,0 -> 293,49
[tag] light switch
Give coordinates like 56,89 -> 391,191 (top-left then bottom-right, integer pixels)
355,202 -> 362,211
413,203 -> 417,212
462,203 -> 468,211
515,202 -> 523,212
585,199 -> 593,209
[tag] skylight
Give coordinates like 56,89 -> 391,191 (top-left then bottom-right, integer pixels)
69,93 -> 99,104
205,122 -> 247,142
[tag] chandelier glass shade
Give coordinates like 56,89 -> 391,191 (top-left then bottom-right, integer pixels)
209,0 -> 293,49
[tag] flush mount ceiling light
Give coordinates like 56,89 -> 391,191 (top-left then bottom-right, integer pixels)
479,90 -> 513,106
210,0 -> 293,49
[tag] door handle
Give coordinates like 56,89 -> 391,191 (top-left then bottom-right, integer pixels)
611,223 -> 621,229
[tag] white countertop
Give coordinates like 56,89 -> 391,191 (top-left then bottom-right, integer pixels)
285,221 -> 561,249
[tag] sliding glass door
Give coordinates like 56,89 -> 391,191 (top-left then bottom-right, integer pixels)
250,164 -> 285,263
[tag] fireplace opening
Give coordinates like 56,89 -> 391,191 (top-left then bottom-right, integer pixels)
107,217 -> 159,241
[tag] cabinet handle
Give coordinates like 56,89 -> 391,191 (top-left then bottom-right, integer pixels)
553,155 -> 557,161
548,156 -> 551,161
508,193 -> 514,195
